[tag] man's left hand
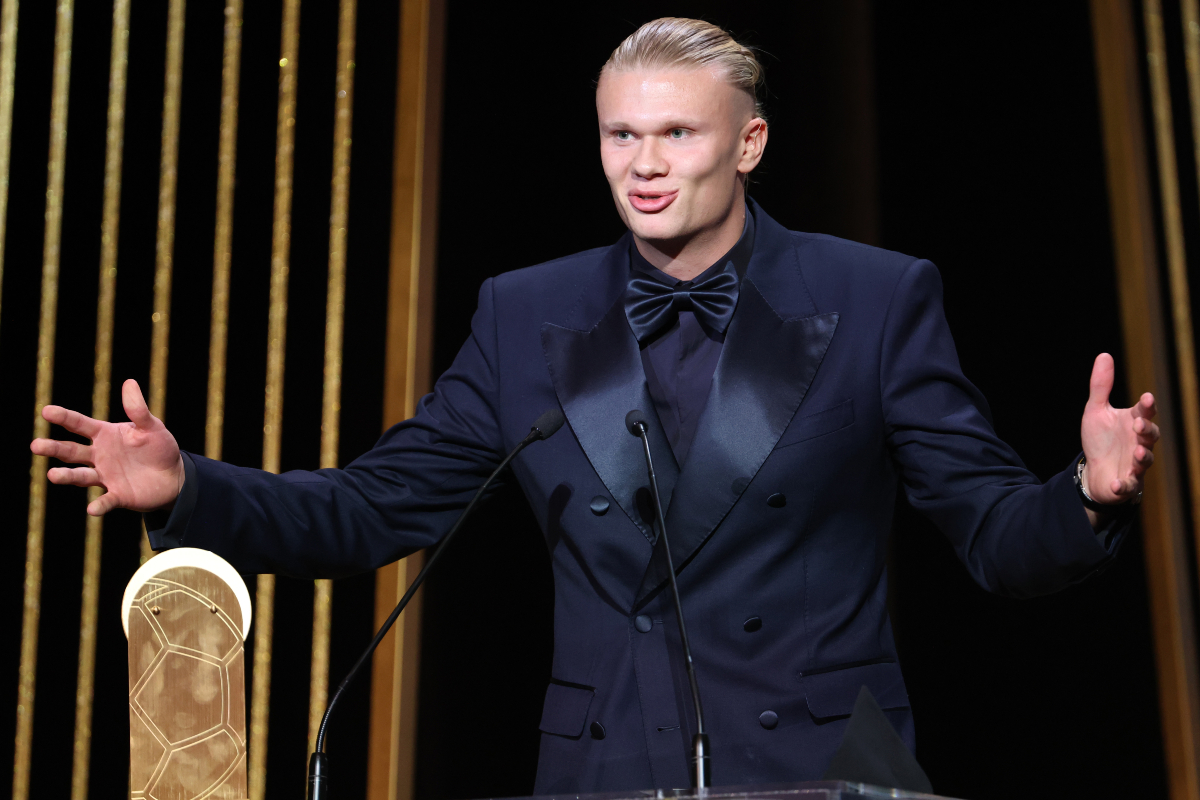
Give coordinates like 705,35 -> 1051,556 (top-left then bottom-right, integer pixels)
1081,353 -> 1160,517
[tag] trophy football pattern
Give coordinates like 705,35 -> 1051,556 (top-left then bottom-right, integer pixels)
124,551 -> 251,800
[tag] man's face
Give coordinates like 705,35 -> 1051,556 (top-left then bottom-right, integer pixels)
596,67 -> 764,248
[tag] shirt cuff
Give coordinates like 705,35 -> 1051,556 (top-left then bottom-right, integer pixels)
144,451 -> 198,551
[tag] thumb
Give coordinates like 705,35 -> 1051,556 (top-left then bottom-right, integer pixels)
1088,353 -> 1114,408
122,379 -> 154,428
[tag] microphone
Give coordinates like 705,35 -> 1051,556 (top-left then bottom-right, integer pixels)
625,409 -> 710,789
530,407 -> 565,441
306,407 -> 566,800
624,408 -> 645,437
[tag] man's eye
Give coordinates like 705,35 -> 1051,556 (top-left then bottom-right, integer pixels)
669,129 -> 687,139
615,131 -> 632,141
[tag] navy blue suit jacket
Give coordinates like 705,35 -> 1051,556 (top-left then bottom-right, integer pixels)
164,201 -> 1118,792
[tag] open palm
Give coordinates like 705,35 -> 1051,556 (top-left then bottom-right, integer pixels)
1081,353 -> 1159,505
30,379 -> 184,515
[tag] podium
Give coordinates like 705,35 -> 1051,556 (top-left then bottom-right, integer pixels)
491,783 -> 956,800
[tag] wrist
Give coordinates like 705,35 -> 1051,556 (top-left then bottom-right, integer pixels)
154,454 -> 186,514
1075,455 -> 1140,514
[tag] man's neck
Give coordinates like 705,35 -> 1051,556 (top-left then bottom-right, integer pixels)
633,201 -> 748,282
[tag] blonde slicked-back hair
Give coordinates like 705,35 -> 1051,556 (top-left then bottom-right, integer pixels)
602,18 -> 767,121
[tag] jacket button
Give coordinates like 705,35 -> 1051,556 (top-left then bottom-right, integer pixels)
767,493 -> 786,508
590,496 -> 610,515
635,615 -> 653,633
759,710 -> 779,730
590,721 -> 606,740
743,616 -> 762,632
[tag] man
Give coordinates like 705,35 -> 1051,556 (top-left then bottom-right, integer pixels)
33,18 -> 1159,792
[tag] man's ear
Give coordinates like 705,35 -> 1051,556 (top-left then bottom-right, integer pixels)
738,118 -> 768,174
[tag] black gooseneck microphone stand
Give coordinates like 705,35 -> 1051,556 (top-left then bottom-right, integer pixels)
306,408 -> 566,800
625,409 -> 710,790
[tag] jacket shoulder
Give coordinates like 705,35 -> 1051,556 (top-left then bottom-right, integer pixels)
786,230 -> 929,310
491,245 -> 611,293
789,230 -> 919,274
485,243 -> 621,331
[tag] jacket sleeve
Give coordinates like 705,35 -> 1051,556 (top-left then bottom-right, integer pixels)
879,258 -> 1122,598
151,278 -> 508,579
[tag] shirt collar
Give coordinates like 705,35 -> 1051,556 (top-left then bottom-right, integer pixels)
629,205 -> 756,287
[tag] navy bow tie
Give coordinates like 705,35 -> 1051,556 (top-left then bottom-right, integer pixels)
624,261 -> 740,343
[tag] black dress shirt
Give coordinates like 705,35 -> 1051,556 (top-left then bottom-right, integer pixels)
628,211 -> 755,467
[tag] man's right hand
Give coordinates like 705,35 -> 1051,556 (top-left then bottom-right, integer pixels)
30,379 -> 185,516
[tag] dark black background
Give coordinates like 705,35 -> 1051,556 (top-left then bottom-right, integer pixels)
1,2 -> 1170,800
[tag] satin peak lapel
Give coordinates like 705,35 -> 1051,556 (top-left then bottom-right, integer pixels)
636,278 -> 839,605
542,299 -> 680,544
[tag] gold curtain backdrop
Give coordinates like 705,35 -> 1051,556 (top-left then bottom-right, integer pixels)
6,1 -> 436,798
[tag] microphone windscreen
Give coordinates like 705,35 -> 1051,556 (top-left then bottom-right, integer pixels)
531,408 -> 566,440
625,409 -> 648,436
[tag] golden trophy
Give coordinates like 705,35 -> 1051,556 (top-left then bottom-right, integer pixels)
122,548 -> 252,799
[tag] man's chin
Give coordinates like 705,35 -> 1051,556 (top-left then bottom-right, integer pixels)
626,216 -> 688,246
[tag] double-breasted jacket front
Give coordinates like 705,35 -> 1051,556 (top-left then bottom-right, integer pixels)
163,202 -> 1117,791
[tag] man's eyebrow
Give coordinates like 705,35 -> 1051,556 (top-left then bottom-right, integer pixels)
600,118 -> 701,131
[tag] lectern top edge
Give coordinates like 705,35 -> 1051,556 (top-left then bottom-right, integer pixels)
487,780 -> 961,800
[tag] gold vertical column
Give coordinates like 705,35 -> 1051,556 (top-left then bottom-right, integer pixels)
250,2 -> 300,798
206,0 -> 243,461
1174,0 -> 1200,569
308,0 -> 357,754
1092,1 -> 1200,797
69,2 -> 130,798
143,0 -> 186,562
0,0 -> 18,332
13,3 -> 73,799
367,1 -> 445,798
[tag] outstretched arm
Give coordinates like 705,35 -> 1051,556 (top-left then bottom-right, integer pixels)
28,278 -> 509,578
881,259 -> 1154,597
31,379 -> 184,515
1079,352 -> 1160,526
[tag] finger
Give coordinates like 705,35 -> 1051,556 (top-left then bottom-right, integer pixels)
1133,392 -> 1158,420
1124,446 -> 1155,480
87,491 -> 120,516
47,466 -> 102,487
40,404 -> 102,438
122,379 -> 154,428
1088,353 -> 1115,408
1110,475 -> 1141,497
30,438 -> 93,465
1134,419 -> 1161,447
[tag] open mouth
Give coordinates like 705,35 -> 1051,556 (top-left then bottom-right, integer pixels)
628,190 -> 678,213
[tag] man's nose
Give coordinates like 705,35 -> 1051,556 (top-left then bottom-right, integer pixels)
632,138 -> 668,180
